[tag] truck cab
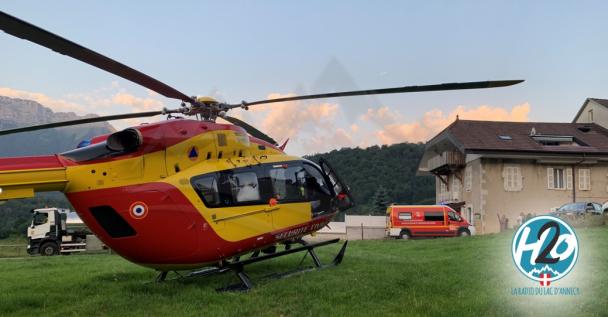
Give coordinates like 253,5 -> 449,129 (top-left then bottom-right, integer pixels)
27,208 -> 94,255
386,205 -> 474,239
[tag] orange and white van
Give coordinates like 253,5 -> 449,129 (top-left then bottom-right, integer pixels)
386,205 -> 474,239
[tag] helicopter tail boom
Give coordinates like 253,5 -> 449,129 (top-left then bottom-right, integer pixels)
0,155 -> 68,201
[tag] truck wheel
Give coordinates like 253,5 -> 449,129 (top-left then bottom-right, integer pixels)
399,230 -> 411,240
458,229 -> 471,237
40,242 -> 59,256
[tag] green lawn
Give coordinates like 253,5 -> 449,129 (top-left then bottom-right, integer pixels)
0,228 -> 606,317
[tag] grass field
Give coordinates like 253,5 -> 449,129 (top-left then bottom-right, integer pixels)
0,228 -> 606,317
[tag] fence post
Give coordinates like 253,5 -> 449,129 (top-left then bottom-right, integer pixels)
360,223 -> 364,240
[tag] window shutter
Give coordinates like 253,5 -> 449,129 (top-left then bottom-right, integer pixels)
503,166 -> 509,191
452,177 -> 460,201
465,166 -> 472,192
547,168 -> 554,189
579,168 -> 591,191
566,168 -> 573,190
516,166 -> 523,191
503,165 -> 521,191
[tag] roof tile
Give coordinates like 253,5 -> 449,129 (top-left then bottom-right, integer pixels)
443,120 -> 608,154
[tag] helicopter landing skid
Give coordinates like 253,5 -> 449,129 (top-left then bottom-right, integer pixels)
157,238 -> 348,291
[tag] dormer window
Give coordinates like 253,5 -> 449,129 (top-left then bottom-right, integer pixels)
531,134 -> 585,147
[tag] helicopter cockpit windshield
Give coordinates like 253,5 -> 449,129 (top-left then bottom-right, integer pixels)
191,160 -> 340,217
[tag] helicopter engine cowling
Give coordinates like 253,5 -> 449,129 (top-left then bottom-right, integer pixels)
106,128 -> 142,152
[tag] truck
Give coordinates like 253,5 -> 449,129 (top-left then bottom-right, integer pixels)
386,205 -> 475,239
27,207 -> 104,256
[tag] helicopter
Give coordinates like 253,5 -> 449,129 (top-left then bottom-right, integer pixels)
0,11 -> 523,290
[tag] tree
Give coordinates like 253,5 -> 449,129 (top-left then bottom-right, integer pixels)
370,186 -> 391,214
305,142 -> 435,214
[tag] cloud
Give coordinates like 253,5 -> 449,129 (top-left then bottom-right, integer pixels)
301,128 -> 357,154
230,92 -> 530,154
241,93 -> 340,141
0,85 -> 532,155
0,87 -> 86,113
373,103 -> 531,144
111,92 -> 164,112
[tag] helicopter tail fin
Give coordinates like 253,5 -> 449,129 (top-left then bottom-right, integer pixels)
279,138 -> 289,151
0,155 -> 68,201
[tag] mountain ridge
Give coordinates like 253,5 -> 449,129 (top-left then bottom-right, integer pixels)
0,95 -> 114,156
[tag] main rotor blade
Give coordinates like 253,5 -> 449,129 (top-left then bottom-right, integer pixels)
222,116 -> 278,146
0,111 -> 165,136
0,11 -> 195,104
232,80 -> 524,107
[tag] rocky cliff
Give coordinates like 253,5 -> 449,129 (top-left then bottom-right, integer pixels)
0,96 -> 114,156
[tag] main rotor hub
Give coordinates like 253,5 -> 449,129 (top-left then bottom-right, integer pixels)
177,96 -> 231,121
195,96 -> 219,104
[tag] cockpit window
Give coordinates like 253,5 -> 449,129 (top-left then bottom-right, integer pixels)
192,168 -> 266,208
229,172 -> 261,203
269,165 -> 307,202
192,176 -> 220,206
303,163 -> 332,197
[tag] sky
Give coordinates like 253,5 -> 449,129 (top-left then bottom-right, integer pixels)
1,1 -> 608,155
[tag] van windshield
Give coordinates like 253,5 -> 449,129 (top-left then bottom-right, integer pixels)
448,211 -> 461,221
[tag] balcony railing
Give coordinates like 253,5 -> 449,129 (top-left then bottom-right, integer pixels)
427,151 -> 465,172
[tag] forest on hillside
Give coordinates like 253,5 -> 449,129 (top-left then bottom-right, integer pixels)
306,142 -> 435,217
0,142 -> 435,238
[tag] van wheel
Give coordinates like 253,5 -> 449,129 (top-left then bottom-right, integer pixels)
40,242 -> 59,256
458,229 -> 471,237
399,230 -> 411,240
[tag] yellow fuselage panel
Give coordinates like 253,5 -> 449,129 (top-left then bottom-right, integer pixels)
0,167 -> 68,200
163,154 -> 311,242
62,130 -> 309,242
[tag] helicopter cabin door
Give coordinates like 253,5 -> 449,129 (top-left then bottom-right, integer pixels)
319,158 -> 355,211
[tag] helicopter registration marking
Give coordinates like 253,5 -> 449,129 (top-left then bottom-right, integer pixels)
274,222 -> 326,240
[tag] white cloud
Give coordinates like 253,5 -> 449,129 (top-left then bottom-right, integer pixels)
237,93 -> 340,142
373,103 -> 531,144
0,87 -> 86,113
0,85 -> 532,155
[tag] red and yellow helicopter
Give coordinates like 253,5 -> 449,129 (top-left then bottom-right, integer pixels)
0,11 -> 522,289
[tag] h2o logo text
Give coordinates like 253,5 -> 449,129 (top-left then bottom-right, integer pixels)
512,216 -> 578,284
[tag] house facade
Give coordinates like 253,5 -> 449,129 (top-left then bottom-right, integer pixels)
418,119 -> 608,234
573,98 -> 608,128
